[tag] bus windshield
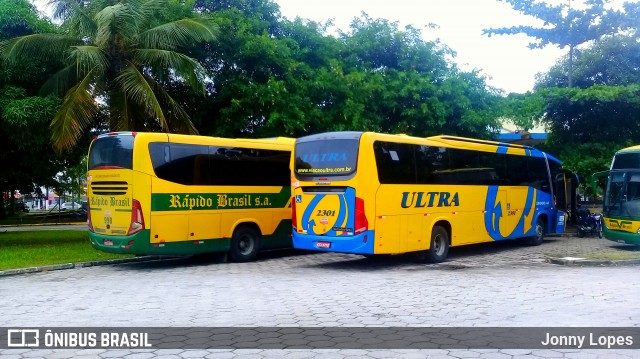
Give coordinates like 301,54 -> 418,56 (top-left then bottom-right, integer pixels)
294,139 -> 359,177
88,135 -> 134,170
612,152 -> 640,169
604,170 -> 640,218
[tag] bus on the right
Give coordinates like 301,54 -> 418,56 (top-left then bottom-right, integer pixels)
599,145 -> 640,245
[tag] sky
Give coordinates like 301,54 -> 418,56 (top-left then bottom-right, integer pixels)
275,0 -> 570,94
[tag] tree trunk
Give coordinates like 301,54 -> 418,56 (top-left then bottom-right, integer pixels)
568,43 -> 574,88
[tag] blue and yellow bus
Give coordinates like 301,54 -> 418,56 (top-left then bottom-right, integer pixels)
291,132 -> 574,262
87,132 -> 294,262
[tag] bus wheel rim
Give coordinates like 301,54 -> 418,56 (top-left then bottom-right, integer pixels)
434,234 -> 445,255
238,235 -> 254,254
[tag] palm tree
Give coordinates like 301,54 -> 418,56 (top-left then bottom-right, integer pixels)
0,0 -> 217,151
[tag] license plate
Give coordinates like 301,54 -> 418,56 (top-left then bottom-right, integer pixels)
104,239 -> 114,246
316,241 -> 331,249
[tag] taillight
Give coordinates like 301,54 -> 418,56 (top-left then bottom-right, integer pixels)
127,199 -> 145,235
355,197 -> 368,234
291,199 -> 298,231
87,202 -> 93,231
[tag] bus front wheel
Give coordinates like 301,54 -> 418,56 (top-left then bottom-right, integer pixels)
425,225 -> 449,263
229,226 -> 261,262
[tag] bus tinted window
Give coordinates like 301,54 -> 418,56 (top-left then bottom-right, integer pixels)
150,143 -> 208,185
88,135 -> 134,170
374,142 -> 418,184
209,147 -> 290,186
612,152 -> 640,169
526,156 -> 551,191
373,140 -> 551,189
150,143 -> 290,186
295,139 -> 358,177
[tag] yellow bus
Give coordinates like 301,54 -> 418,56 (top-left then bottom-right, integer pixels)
291,131 -> 574,262
87,132 -> 294,262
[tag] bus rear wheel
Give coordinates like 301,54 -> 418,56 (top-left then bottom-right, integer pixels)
229,226 -> 261,262
424,225 -> 449,263
528,218 -> 545,246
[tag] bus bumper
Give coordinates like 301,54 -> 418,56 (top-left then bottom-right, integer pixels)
292,230 -> 375,254
604,228 -> 640,245
88,230 -> 151,254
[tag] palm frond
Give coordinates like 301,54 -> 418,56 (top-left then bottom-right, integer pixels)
39,65 -> 78,97
134,0 -> 168,29
69,45 -> 109,77
94,3 -> 138,47
108,88 -> 134,131
148,78 -> 197,134
140,0 -> 168,17
138,18 -> 218,51
0,34 -> 81,64
48,0 -> 97,37
50,70 -> 100,152
115,62 -> 168,131
133,49 -> 207,93
124,0 -> 149,24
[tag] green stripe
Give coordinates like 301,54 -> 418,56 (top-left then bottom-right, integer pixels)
151,187 -> 291,211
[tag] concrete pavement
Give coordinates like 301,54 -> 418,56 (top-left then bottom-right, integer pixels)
1,230 -> 640,358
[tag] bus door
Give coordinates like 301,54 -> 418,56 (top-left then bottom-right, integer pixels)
553,170 -> 576,232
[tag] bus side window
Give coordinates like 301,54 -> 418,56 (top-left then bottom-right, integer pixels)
193,154 -> 210,185
373,142 -> 417,184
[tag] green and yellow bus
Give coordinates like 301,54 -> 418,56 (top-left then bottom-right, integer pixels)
599,145 -> 640,245
291,131 -> 574,262
87,132 -> 294,262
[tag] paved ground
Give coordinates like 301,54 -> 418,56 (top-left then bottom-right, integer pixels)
1,229 -> 639,358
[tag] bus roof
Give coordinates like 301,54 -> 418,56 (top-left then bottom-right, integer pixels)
296,131 -> 561,163
616,145 -> 640,154
94,132 -> 295,147
429,135 -> 559,162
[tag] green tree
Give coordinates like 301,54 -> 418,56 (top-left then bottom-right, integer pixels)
0,0 -> 69,217
0,86 -> 76,217
171,2 -> 501,140
495,92 -> 545,132
535,35 -> 640,89
484,0 -> 640,88
540,85 -> 640,191
0,0 -> 218,151
0,0 -> 54,39
340,16 -> 501,138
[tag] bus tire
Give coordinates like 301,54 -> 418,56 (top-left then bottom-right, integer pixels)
425,225 -> 449,263
528,218 -> 545,246
229,226 -> 261,262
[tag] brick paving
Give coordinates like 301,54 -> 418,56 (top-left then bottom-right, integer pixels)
1,227 -> 639,358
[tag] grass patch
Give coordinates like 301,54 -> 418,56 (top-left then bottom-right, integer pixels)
582,250 -> 640,261
0,230 -> 133,271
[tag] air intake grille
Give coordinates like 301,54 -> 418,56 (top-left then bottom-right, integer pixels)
91,181 -> 128,195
